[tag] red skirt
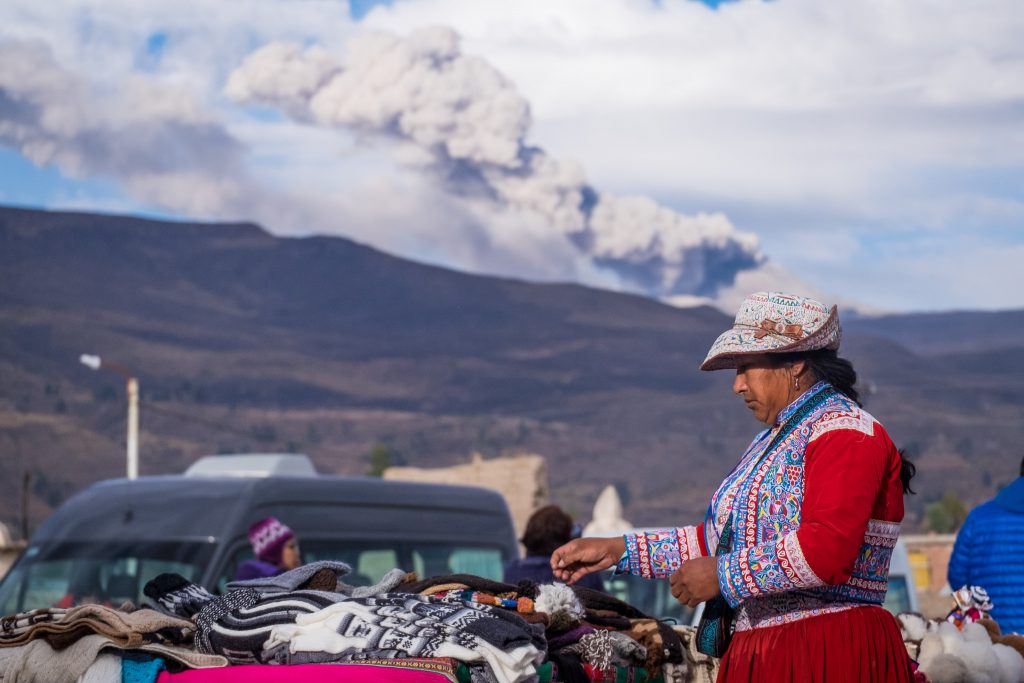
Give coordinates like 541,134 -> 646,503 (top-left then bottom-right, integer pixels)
717,606 -> 914,683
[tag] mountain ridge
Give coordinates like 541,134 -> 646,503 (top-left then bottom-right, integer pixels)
1,204 -> 1021,533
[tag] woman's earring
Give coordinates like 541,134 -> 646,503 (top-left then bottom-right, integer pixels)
793,376 -> 799,391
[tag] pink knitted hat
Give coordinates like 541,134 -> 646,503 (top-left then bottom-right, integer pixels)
247,517 -> 294,565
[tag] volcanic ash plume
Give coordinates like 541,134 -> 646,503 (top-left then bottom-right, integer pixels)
226,26 -> 764,299
0,41 -> 250,216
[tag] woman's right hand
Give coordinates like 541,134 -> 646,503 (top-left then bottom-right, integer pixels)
550,536 -> 626,584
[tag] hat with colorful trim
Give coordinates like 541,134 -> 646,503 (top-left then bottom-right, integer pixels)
700,291 -> 841,371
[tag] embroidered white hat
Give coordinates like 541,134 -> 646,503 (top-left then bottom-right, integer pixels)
700,291 -> 841,371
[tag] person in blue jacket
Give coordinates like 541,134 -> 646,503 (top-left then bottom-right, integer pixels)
948,457 -> 1024,634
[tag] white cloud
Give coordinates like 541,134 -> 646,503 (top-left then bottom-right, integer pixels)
0,0 -> 357,95
0,41 -> 253,215
362,0 -> 1024,311
1,0 -> 1022,311
225,26 -> 765,297
1,3 -> 767,301
364,0 -> 1024,112
818,240 -> 1024,313
359,0 -> 1024,200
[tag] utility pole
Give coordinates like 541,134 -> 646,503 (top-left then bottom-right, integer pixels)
80,354 -> 140,480
20,471 -> 30,541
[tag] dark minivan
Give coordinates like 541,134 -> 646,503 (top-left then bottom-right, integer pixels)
0,455 -> 519,613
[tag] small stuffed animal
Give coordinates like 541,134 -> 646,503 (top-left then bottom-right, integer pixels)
948,586 -> 995,630
534,583 -> 585,632
898,611 -> 1024,683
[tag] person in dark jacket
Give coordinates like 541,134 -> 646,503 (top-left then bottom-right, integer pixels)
504,505 -> 605,592
234,516 -> 302,581
948,457 -> 1024,634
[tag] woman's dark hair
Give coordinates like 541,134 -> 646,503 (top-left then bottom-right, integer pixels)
770,348 -> 916,494
772,349 -> 860,405
898,449 -> 916,495
521,505 -> 574,556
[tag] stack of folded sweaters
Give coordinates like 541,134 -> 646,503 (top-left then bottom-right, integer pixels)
0,561 -> 696,683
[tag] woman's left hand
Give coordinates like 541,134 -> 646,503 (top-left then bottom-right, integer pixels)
669,556 -> 721,607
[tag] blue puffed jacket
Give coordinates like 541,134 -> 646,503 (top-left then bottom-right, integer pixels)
948,477 -> 1024,634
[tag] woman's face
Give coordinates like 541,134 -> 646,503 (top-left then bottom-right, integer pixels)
733,358 -> 799,425
280,538 -> 301,570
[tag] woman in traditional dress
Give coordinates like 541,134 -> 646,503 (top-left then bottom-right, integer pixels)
551,291 -> 915,682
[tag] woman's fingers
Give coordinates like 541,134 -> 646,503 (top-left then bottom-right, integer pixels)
550,537 -> 624,583
550,542 -> 579,573
670,567 -> 695,605
669,567 -> 684,594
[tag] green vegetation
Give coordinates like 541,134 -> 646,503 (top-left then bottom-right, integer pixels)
367,443 -> 398,477
925,490 -> 968,533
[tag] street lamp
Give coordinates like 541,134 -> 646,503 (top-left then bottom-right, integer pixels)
80,354 -> 139,480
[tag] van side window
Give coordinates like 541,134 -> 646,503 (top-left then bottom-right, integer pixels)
354,550 -> 399,587
0,542 -> 213,613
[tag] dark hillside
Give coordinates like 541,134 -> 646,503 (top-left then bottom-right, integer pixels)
2,205 -> 1020,533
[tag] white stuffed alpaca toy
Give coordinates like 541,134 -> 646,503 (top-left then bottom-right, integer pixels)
900,613 -> 1024,683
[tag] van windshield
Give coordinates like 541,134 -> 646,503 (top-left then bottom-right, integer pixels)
216,539 -> 507,592
0,540 -> 215,614
304,540 -> 506,583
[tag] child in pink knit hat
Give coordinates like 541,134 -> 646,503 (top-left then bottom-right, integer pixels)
234,516 -> 302,581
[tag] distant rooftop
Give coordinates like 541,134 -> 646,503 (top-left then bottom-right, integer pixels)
0,521 -> 13,547
184,453 -> 317,478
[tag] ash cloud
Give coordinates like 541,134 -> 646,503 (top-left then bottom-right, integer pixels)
225,27 -> 764,299
0,37 -> 603,288
0,40 -> 249,216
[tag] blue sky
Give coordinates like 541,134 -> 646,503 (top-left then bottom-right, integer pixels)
0,149 -> 150,214
1,0 -> 1022,313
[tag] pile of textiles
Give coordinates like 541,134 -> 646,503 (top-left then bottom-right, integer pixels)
1,560 -> 700,683
0,601 -> 227,682
395,573 -> 690,682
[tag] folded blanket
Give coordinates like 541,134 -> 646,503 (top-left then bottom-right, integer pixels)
78,652 -> 121,683
397,575 -> 537,599
0,608 -> 71,646
5,634 -> 109,683
0,604 -> 192,650
262,593 -> 545,683
625,618 -> 684,674
571,587 -> 649,619
556,630 -> 647,670
192,588 -> 343,664
226,561 -> 408,599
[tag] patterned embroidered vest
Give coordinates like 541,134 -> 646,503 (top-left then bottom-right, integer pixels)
619,382 -> 902,630
708,382 -> 900,630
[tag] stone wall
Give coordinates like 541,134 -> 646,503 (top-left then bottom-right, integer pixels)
904,533 -> 956,619
384,453 -> 549,539
0,522 -> 24,579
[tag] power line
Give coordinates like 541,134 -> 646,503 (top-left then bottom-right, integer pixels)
139,400 -> 276,443
92,400 -> 130,434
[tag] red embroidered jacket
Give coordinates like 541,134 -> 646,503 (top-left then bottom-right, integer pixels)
619,382 -> 905,630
